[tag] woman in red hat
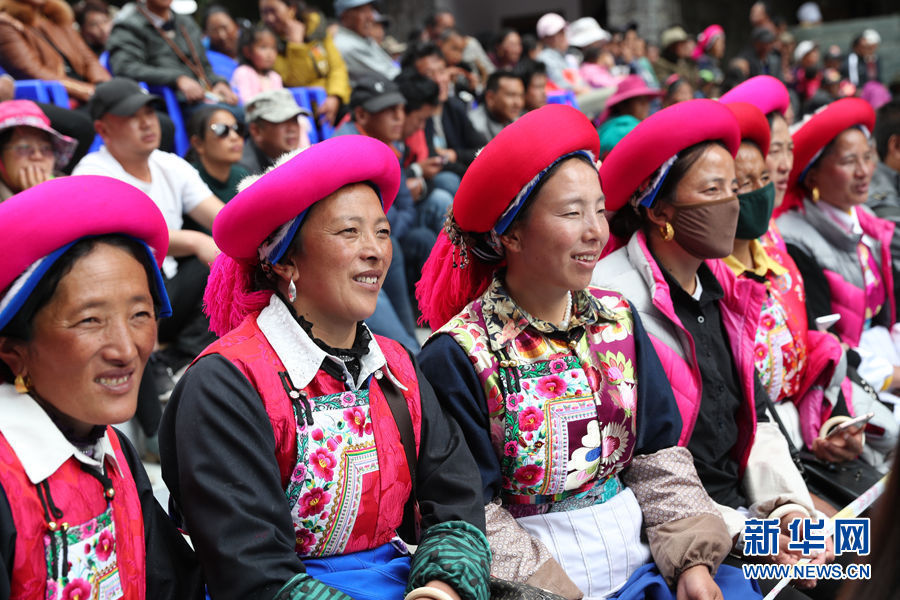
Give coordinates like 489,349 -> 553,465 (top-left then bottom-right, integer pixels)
159,136 -> 490,600
775,98 -> 899,459
417,104 -> 760,600
721,100 -> 882,483
0,177 -> 201,599
595,99 -> 832,597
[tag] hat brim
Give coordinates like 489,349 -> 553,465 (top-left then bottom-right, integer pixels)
360,91 -> 406,114
254,106 -> 309,124
103,93 -> 161,119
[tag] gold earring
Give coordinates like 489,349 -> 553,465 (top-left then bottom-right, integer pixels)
660,222 -> 675,242
812,187 -> 820,202
14,374 -> 31,394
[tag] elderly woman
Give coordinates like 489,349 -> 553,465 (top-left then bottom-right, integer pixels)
594,99 -> 832,598
159,135 -> 490,600
775,98 -> 900,453
0,100 -> 76,201
416,105 -> 758,600
0,176 -> 201,598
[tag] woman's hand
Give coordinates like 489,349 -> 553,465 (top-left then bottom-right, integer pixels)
318,95 -> 340,125
811,427 -> 864,463
212,81 -> 238,105
764,511 -> 834,589
284,18 -> 306,44
15,164 -> 52,191
176,75 -> 205,103
676,565 -> 721,600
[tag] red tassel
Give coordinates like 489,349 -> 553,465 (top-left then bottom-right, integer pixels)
204,254 -> 274,337
415,231 -> 499,330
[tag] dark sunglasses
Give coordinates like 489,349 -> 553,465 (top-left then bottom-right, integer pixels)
209,122 -> 244,138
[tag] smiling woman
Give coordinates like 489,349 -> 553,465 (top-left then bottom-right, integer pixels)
0,176 -> 201,599
159,135 -> 491,600
416,104 -> 760,599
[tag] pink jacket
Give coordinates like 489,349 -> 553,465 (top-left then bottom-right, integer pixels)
594,231 -> 765,473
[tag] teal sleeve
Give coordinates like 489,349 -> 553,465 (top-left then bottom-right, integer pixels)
274,572 -> 353,600
406,520 -> 491,600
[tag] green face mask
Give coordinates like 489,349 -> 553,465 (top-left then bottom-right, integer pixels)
735,182 -> 775,240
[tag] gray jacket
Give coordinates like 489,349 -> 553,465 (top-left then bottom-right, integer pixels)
332,25 -> 399,83
107,3 -> 224,90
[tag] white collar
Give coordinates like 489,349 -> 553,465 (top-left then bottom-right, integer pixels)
0,384 -> 120,484
819,202 -> 863,235
256,295 -> 394,391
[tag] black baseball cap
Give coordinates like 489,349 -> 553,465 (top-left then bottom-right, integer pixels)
350,74 -> 405,113
88,78 -> 161,121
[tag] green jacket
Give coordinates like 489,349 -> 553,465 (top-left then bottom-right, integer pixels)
107,2 -> 224,91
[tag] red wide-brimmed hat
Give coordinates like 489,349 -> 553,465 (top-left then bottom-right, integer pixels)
598,75 -> 663,123
417,104 -> 599,330
782,97 -> 875,213
723,102 -> 771,158
719,75 -> 790,117
601,98 -> 741,212
205,135 -> 401,336
0,176 -> 171,333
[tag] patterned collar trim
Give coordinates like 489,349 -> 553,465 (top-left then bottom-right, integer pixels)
256,295 -> 386,390
481,275 -> 617,351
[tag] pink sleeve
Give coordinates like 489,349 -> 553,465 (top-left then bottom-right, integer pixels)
230,65 -> 261,104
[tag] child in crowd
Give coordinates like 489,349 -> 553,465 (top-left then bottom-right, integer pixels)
231,24 -> 283,104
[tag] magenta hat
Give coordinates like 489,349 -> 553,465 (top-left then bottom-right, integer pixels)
719,75 -> 790,117
692,24 -> 724,61
0,176 -> 171,331
599,75 -> 663,122
205,135 -> 401,336
600,98 -> 740,212
0,100 -> 77,171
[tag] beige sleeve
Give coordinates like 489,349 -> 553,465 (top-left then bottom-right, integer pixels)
484,501 -> 583,599
743,422 -> 815,521
622,446 -> 732,584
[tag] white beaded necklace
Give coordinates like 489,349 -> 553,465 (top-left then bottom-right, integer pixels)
560,291 -> 573,328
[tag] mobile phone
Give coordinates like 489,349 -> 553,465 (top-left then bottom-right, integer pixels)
825,412 -> 875,438
815,313 -> 841,332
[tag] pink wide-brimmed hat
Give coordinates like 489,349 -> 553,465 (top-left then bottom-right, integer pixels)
723,102 -> 771,158
416,104 -> 599,330
719,75 -> 790,117
598,75 -> 663,122
781,97 -> 875,213
205,135 -> 401,336
0,100 -> 77,171
0,176 -> 171,333
600,98 -> 740,212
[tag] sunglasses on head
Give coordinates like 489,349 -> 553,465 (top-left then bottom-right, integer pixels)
209,122 -> 244,138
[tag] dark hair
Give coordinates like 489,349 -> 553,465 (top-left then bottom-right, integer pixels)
73,0 -> 109,28
765,110 -> 786,128
874,100 -> 900,161
185,105 -> 235,162
583,45 -> 603,63
438,28 -> 464,43
513,58 -> 547,88
0,235 -> 164,381
201,4 -> 231,30
400,41 -> 444,70
521,33 -> 539,56
0,127 -> 15,149
424,10 -> 452,30
238,22 -> 278,67
485,70 -> 520,94
396,72 -> 440,111
494,28 -> 518,50
609,141 -> 728,239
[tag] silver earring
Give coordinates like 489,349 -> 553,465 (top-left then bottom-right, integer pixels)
288,280 -> 297,302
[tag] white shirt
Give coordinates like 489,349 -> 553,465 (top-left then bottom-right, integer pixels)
72,147 -> 212,277
0,384 -> 120,484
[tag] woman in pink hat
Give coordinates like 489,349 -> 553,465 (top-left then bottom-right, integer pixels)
159,135 -> 490,600
776,98 -> 899,463
417,104 -> 761,600
596,75 -> 662,157
0,177 -> 201,599
0,100 -> 76,201
594,99 -> 834,597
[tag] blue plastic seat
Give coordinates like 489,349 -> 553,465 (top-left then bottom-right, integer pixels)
206,50 -> 238,81
12,80 -> 70,108
546,89 -> 579,109
146,84 -> 190,156
287,86 -> 334,144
